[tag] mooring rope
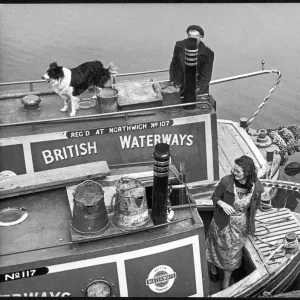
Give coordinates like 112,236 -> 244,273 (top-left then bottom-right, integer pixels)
246,69 -> 281,131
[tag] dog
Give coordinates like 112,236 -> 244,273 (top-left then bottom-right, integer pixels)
41,61 -> 118,117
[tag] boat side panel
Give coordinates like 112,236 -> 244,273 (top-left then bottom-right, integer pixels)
0,144 -> 26,175
0,232 -> 207,297
0,113 -> 218,183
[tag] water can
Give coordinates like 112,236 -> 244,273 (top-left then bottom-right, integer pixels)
161,85 -> 182,115
113,177 -> 149,230
71,180 -> 109,235
97,87 -> 118,113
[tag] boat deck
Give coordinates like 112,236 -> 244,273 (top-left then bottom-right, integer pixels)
0,91 -> 100,125
251,208 -> 300,272
217,120 -> 264,178
212,207 -> 300,297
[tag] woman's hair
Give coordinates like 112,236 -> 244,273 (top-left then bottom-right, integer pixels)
234,155 -> 257,190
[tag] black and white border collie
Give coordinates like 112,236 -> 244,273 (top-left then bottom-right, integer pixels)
41,61 -> 118,117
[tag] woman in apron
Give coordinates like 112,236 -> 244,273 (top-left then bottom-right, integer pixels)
206,155 -> 264,289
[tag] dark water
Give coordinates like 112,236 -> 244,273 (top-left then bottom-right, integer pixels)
2,3 -> 300,293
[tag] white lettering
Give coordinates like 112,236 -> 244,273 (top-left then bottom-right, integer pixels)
41,142 -> 98,165
53,149 -> 65,161
151,122 -> 158,128
161,134 -> 172,144
139,135 -> 146,147
119,135 -> 131,149
70,131 -> 84,138
23,292 -> 39,297
119,133 -> 194,149
131,136 -> 139,148
62,147 -> 68,159
96,129 -> 104,135
1,292 -> 71,297
87,142 -> 97,154
49,292 -> 61,297
74,144 -> 79,156
5,274 -> 14,281
186,135 -> 194,146
171,134 -> 179,146
147,135 -> 154,147
66,145 -> 74,158
79,143 -> 87,156
42,150 -> 54,165
179,134 -> 187,145
154,134 -> 161,145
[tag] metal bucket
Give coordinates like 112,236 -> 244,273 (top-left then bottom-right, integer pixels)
161,85 -> 182,115
71,180 -> 109,235
97,88 -> 118,113
113,177 -> 149,230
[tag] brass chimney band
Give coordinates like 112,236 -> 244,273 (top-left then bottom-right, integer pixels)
185,62 -> 198,66
153,165 -> 169,172
185,57 -> 198,62
154,160 -> 170,167
185,48 -> 198,53
153,171 -> 169,177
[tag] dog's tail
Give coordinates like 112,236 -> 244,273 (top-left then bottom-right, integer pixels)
106,62 -> 118,76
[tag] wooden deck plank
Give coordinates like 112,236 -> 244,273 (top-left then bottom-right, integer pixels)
218,144 -> 232,175
256,224 -> 299,237
225,123 -> 261,166
0,161 -> 110,199
217,122 -> 245,162
250,208 -> 300,273
255,220 -> 295,232
254,230 -> 300,244
218,146 -> 227,175
255,210 -> 291,220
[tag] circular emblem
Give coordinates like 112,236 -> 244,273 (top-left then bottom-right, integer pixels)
0,170 -> 17,180
146,265 -> 176,293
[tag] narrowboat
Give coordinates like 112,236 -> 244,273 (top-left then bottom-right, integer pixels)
1,43 -> 300,296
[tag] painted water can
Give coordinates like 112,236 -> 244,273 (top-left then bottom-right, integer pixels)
113,177 -> 149,230
97,87 -> 118,113
71,180 -> 109,235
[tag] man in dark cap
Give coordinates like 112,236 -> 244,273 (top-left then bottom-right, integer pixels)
169,25 -> 214,95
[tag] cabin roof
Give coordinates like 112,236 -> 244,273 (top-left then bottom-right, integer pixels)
0,164 -> 202,268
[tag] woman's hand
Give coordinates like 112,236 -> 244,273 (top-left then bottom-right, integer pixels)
217,200 -> 236,215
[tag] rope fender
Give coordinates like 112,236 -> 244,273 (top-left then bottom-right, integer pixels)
266,125 -> 300,165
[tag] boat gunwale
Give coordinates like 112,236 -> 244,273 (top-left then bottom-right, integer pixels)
0,98 -> 213,128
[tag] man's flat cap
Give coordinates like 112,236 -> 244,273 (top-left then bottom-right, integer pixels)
186,25 -> 204,37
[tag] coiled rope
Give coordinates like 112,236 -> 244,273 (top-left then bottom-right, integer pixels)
266,125 -> 300,165
246,69 -> 281,131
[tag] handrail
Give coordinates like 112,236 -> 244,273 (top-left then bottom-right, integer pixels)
0,68 -> 270,89
0,69 -> 170,87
